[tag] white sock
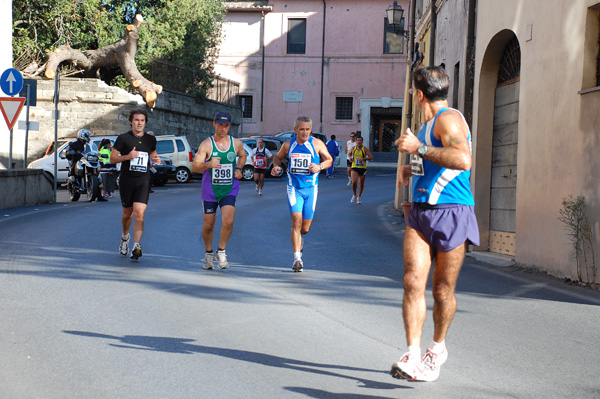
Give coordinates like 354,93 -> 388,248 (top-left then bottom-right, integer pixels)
294,252 -> 302,261
122,234 -> 129,240
429,340 -> 446,353
133,242 -> 140,248
408,345 -> 421,357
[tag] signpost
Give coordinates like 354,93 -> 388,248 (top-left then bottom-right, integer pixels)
0,68 -> 26,169
19,79 -> 37,165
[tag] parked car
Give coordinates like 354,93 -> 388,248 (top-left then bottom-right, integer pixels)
30,134 -> 179,186
28,140 -> 95,184
154,135 -> 196,183
151,157 -> 177,186
240,143 -> 255,181
275,131 -> 327,143
241,137 -> 287,177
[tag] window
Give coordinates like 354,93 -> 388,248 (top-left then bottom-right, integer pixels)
335,97 -> 353,120
581,4 -> 600,91
384,17 -> 404,54
239,95 -> 253,119
287,18 -> 306,54
156,140 -> 174,154
264,140 -> 279,152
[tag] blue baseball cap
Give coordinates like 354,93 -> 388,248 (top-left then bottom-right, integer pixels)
214,111 -> 232,125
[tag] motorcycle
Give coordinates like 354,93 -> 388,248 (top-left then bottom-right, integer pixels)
64,150 -> 103,202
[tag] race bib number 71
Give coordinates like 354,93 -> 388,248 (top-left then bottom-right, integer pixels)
130,151 -> 148,172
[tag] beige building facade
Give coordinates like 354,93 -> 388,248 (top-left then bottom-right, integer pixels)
399,0 -> 600,284
472,0 -> 600,282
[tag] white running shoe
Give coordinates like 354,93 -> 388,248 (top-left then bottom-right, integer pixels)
390,352 -> 427,382
420,345 -> 448,382
258,189 -> 262,196
351,194 -> 356,203
255,184 -> 259,192
119,234 -> 130,256
292,259 -> 303,272
203,252 -> 214,270
216,249 -> 229,269
347,180 -> 351,186
356,197 -> 362,204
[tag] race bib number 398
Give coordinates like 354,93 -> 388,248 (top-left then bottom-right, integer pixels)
130,151 -> 149,172
290,153 -> 311,175
212,163 -> 233,185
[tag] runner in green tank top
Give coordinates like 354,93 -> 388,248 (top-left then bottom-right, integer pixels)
206,135 -> 239,202
192,111 -> 246,270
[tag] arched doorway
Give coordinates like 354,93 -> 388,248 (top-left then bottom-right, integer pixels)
489,37 -> 520,255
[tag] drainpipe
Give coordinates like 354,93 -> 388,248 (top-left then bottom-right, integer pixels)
260,10 -> 266,122
429,0 -> 437,65
463,0 -> 477,128
319,0 -> 327,132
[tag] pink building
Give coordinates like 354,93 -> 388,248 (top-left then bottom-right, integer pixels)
216,0 -> 409,154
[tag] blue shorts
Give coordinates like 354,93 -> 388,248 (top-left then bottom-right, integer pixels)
287,185 -> 318,220
407,203 -> 480,252
203,195 -> 236,214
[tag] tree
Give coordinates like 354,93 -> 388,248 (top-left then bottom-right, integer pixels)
13,0 -> 226,104
135,0 -> 226,99
13,0 -> 119,70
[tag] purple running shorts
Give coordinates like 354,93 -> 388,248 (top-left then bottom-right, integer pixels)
407,202 -> 480,252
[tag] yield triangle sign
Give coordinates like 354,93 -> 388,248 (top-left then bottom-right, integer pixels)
0,97 -> 26,130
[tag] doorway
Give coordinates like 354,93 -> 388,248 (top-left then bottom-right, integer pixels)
489,37 -> 520,256
369,107 -> 402,155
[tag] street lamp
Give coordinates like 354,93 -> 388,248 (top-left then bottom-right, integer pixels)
386,1 -> 405,35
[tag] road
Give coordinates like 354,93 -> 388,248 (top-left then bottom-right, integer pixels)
1,167 -> 599,399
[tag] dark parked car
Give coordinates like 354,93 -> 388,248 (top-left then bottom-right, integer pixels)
151,157 -> 177,186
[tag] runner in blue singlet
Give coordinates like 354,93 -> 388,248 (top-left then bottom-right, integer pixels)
271,116 -> 333,272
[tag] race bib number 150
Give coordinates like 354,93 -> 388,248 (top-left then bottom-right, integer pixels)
290,153 -> 311,175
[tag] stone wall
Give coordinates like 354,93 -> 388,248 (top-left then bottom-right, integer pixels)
1,77 -> 241,168
0,169 -> 53,209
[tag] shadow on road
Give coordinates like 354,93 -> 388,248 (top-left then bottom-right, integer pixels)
62,330 -> 402,392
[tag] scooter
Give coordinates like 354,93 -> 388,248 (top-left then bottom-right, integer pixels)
65,151 -> 103,202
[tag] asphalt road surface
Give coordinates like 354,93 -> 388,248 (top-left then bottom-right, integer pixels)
1,168 -> 599,399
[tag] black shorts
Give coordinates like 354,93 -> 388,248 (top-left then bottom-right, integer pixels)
119,174 -> 151,208
203,195 -> 237,214
254,168 -> 268,175
351,167 -> 367,176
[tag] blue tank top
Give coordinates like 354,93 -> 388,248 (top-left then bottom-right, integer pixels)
286,136 -> 320,188
411,107 -> 475,205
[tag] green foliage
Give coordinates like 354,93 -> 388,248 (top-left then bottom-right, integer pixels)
558,195 -> 597,285
136,0 -> 226,99
13,0 -> 120,66
13,0 -> 226,100
102,0 -> 168,24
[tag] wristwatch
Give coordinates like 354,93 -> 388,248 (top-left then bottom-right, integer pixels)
417,144 -> 428,158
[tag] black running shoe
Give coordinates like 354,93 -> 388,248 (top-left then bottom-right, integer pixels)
130,244 -> 142,260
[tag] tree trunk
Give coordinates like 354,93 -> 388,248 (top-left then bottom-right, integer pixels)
44,14 -> 162,107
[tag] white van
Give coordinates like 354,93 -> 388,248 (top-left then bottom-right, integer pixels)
154,135 -> 195,183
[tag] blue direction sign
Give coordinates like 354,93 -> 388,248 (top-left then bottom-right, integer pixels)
0,68 -> 24,96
